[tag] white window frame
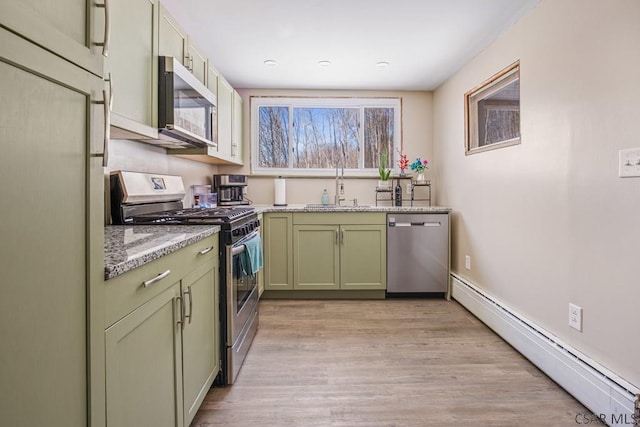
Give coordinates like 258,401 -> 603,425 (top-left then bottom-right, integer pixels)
251,97 -> 401,177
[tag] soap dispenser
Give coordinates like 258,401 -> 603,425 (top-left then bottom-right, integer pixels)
321,189 -> 330,205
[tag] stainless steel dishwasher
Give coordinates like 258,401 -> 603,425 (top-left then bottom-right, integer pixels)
387,213 -> 449,296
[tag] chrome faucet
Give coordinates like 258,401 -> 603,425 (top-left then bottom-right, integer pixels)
335,165 -> 345,206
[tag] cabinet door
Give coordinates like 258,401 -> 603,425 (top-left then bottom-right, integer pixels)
294,225 -> 340,290
188,41 -> 208,85
207,65 -> 219,96
105,283 -> 184,427
182,262 -> 219,426
106,0 -> 158,134
264,214 -> 294,290
0,27 -> 105,427
158,3 -> 188,66
257,214 -> 265,297
217,75 -> 234,158
0,0 -> 105,76
340,225 -> 387,290
232,90 -> 244,164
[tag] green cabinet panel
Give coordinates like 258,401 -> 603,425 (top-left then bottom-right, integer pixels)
287,213 -> 387,291
264,213 -> 294,290
0,0 -> 105,76
340,225 -> 387,290
106,0 -> 158,136
293,225 -> 340,290
0,26 -> 105,427
217,75 -> 234,158
188,41 -> 208,85
105,283 -> 184,427
158,2 -> 188,66
182,262 -> 219,426
232,89 -> 244,164
104,235 -> 219,427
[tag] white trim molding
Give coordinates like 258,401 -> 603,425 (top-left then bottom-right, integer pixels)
451,273 -> 639,426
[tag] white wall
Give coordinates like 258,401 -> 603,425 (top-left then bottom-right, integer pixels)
434,0 -> 640,387
106,139 -> 218,209
220,89 -> 433,206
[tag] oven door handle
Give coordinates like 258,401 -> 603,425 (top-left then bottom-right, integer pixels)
232,230 -> 260,255
232,244 -> 247,256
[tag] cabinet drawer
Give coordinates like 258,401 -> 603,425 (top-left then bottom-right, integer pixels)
105,236 -> 217,327
293,212 -> 386,225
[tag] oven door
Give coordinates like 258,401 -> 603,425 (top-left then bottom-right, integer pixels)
227,231 -> 260,345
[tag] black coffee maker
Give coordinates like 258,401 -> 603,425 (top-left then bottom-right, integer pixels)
213,174 -> 249,206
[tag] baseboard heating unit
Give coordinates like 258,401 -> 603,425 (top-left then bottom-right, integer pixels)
451,273 -> 639,426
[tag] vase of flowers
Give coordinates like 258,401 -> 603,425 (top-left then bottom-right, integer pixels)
410,157 -> 429,183
398,153 -> 409,176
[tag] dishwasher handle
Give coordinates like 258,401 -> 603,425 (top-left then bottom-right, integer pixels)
388,221 -> 441,227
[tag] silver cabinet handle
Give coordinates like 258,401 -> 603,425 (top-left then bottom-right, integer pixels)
340,229 -> 344,245
95,0 -> 111,57
184,285 -> 193,324
142,269 -> 171,288
91,83 -> 111,167
335,229 -> 339,245
176,295 -> 184,328
198,246 -> 214,256
189,54 -> 194,71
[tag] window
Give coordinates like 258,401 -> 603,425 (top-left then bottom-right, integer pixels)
465,61 -> 520,154
251,97 -> 401,175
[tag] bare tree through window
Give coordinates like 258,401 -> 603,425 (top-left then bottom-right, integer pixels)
253,98 -> 400,173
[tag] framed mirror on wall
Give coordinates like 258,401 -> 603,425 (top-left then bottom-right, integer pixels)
465,61 -> 521,155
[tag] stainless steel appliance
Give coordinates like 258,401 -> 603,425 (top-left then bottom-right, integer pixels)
158,56 -> 217,149
387,213 -> 449,295
110,171 -> 260,385
213,174 -> 249,206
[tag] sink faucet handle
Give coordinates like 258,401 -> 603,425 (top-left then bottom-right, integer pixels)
350,198 -> 358,207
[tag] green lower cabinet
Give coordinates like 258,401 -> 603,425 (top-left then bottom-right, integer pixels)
293,225 -> 340,290
104,237 -> 219,427
293,222 -> 387,291
340,225 -> 387,290
264,213 -> 294,290
182,263 -> 219,426
105,282 -> 184,427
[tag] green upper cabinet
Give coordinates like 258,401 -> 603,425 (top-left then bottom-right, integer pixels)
207,64 -> 219,96
0,0 -> 105,77
158,2 -> 188,67
188,41 -> 208,85
264,213 -> 294,290
106,0 -> 159,139
293,225 -> 340,290
0,25 -> 105,427
158,2 -> 207,85
232,89 -> 244,164
340,225 -> 387,290
217,75 -> 234,159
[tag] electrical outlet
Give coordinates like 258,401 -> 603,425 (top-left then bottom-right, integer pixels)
569,303 -> 583,331
619,148 -> 640,177
465,255 -> 471,270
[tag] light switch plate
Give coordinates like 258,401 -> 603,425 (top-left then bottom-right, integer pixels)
619,148 -> 640,177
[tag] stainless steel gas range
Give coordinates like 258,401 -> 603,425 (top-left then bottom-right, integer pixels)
110,170 -> 261,385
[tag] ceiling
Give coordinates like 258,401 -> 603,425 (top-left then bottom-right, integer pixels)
160,0 -> 539,91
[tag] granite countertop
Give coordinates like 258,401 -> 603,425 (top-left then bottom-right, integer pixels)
253,204 -> 451,214
104,225 -> 220,280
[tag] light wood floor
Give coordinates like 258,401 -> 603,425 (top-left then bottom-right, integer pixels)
192,299 -> 588,426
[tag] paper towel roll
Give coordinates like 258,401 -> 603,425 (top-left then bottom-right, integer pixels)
274,177 -> 287,206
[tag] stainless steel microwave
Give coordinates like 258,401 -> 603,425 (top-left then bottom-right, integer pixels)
158,56 -> 217,149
